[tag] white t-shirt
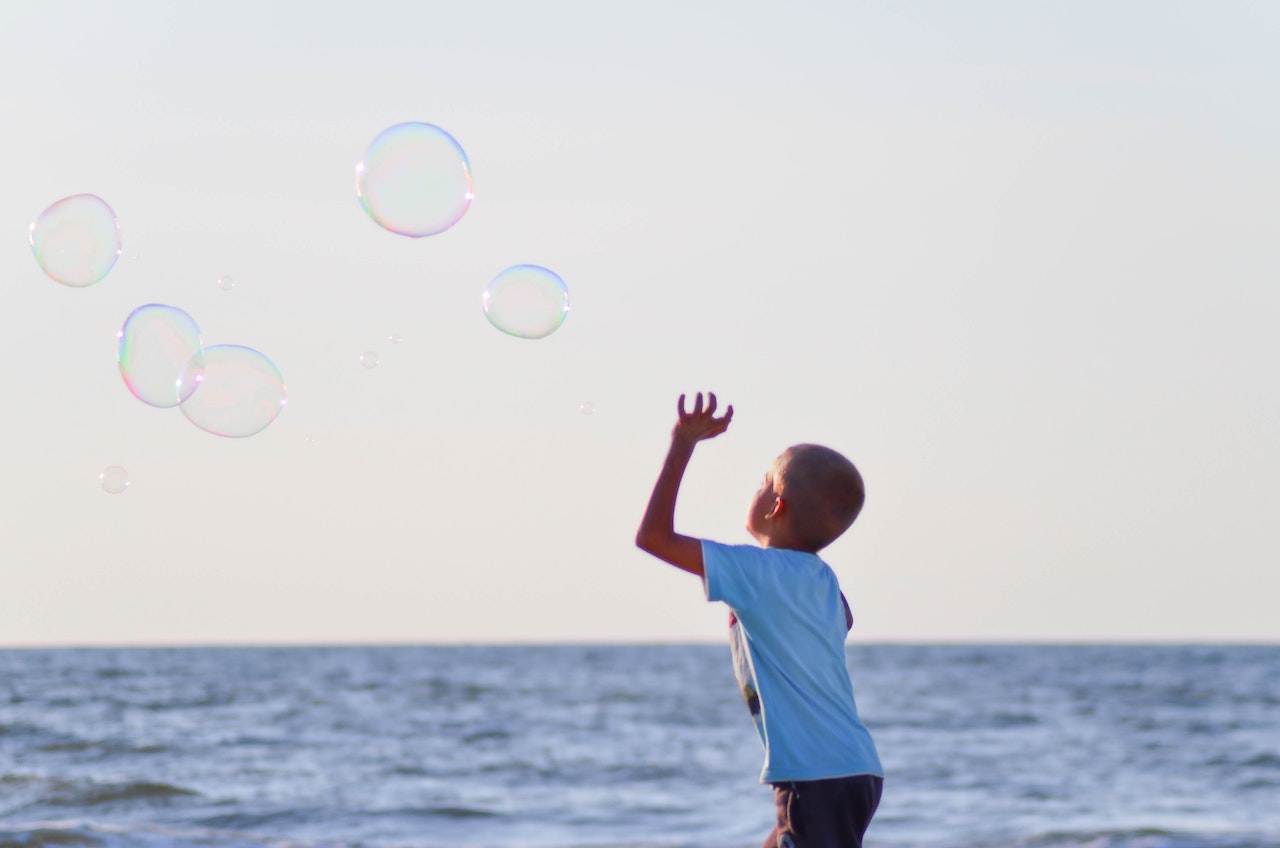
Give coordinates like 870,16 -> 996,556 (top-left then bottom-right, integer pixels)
702,540 -> 883,783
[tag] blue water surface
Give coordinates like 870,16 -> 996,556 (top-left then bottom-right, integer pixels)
1,644 -> 1277,848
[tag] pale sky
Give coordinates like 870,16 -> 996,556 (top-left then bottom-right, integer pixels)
2,0 -> 1277,646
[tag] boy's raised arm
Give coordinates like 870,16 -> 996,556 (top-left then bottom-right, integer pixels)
635,392 -> 733,578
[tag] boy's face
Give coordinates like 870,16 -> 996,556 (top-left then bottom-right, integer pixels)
746,457 -> 786,543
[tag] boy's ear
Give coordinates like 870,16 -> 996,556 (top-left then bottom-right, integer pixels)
766,497 -> 784,520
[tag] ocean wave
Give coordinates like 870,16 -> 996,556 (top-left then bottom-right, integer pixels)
876,711 -> 1042,730
0,821 -> 695,848
1243,752 -> 1280,769
5,777 -> 199,811
0,825 -> 103,848
461,728 -> 512,744
0,822 -> 346,848
391,805 -> 501,820
54,782 -> 197,808
93,668 -> 135,680
34,741 -> 169,758
0,723 -> 62,743
994,828 -> 1280,848
192,811 -> 320,832
1206,752 -> 1280,772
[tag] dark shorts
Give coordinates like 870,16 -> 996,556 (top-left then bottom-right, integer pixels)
763,774 -> 883,848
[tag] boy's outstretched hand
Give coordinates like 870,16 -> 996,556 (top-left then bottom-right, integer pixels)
673,392 -> 734,445
636,391 -> 734,578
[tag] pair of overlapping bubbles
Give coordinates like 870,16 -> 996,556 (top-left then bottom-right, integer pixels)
117,305 -> 286,438
355,123 -> 570,340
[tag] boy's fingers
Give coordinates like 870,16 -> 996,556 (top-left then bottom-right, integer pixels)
677,392 -> 734,426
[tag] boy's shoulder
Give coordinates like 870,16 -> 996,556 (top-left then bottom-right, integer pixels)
704,539 -> 828,567
702,539 -> 836,590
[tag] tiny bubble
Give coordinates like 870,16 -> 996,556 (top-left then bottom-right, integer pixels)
100,465 -> 130,494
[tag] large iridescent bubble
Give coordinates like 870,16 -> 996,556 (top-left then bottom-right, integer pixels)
356,122 -> 473,237
176,345 -> 286,438
117,305 -> 204,408
30,194 -> 122,287
482,265 -> 570,339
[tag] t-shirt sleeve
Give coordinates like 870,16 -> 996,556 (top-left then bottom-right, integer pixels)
702,540 -> 769,612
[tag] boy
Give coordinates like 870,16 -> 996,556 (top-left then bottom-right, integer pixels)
635,392 -> 883,848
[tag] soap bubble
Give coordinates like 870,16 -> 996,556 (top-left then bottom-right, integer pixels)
100,466 -> 130,494
482,265 -> 570,339
356,122 -> 473,237
118,305 -> 204,408
579,402 -> 597,415
359,351 -> 379,369
216,275 -> 235,292
387,333 -> 402,345
30,194 -> 122,287
176,345 -> 287,438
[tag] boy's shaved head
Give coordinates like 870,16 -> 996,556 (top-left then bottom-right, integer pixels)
774,444 -> 865,551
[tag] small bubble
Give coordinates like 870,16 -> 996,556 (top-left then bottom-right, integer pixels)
100,466 -> 130,494
304,434 -> 319,446
360,351 -> 379,369
482,265 -> 570,339
387,333 -> 402,344
579,402 -> 597,415
217,275 -> 235,292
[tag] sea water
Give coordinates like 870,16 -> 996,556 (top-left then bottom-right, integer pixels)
1,645 -> 1277,848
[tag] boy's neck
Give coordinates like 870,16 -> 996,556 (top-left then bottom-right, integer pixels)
754,531 -> 822,555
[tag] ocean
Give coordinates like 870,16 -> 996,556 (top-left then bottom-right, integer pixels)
1,644 -> 1277,848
